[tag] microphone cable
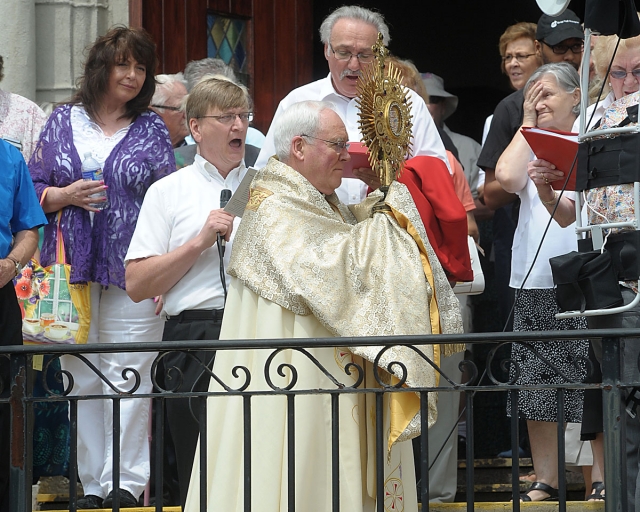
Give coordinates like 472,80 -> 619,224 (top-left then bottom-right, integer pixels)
217,189 -> 232,301
187,188 -> 232,424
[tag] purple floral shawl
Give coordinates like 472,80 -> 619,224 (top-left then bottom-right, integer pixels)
29,104 -> 176,288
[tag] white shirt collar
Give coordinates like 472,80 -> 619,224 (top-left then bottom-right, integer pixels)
318,73 -> 353,103
194,153 -> 247,184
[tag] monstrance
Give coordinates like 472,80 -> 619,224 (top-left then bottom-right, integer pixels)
356,33 -> 413,212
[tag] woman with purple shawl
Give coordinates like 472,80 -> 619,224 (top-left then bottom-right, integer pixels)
29,27 -> 175,508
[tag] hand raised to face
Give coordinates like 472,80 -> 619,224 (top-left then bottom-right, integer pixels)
523,81 -> 544,128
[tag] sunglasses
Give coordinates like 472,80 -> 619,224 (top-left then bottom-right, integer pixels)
609,69 -> 640,80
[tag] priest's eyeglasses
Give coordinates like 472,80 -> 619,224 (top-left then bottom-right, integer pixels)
543,41 -> 583,55
329,44 -> 374,64
300,134 -> 350,152
610,69 -> 640,80
198,112 -> 254,125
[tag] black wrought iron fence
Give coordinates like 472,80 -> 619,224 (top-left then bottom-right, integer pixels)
1,328 -> 638,512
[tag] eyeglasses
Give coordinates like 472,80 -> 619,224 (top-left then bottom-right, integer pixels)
542,41 -> 584,55
610,69 -> 640,80
197,112 -> 254,125
300,134 -> 350,152
329,44 -> 374,64
502,53 -> 536,63
151,104 -> 182,111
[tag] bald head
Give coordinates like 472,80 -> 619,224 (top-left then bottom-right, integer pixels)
273,101 -> 350,195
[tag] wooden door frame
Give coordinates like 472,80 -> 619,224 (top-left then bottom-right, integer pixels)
128,0 -> 313,135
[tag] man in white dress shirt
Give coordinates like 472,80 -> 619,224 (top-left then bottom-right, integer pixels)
124,76 -> 251,506
255,5 -> 449,205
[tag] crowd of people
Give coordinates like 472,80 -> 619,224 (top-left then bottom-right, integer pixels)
1,4 -> 639,512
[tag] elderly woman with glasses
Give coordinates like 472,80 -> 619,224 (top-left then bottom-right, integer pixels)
529,30 -> 640,506
494,62 -> 589,502
499,22 -> 544,91
29,26 -> 175,508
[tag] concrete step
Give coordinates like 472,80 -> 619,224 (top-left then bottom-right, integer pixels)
38,503 -> 605,512
421,504 -> 604,511
38,506 -> 180,512
455,458 -> 587,502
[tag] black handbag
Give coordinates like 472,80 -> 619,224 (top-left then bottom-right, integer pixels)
550,250 -> 623,312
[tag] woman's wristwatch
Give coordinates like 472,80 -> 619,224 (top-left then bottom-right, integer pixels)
6,256 -> 23,277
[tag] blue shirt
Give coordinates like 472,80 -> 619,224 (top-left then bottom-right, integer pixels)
0,139 -> 47,258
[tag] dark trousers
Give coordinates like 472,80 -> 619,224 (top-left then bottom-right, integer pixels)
0,283 -> 23,512
159,312 -> 222,507
580,342 -> 604,440
589,287 -> 640,512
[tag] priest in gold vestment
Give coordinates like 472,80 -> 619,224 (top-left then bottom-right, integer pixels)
184,100 -> 463,512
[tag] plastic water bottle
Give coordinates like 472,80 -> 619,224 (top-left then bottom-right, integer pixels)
81,152 -> 108,210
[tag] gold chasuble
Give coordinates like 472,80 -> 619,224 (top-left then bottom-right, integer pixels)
184,158 -> 462,512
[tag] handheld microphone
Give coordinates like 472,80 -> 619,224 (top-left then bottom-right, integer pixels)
220,189 -> 232,208
219,189 -> 232,255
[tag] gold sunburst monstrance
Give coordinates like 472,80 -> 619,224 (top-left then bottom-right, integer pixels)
356,33 -> 413,200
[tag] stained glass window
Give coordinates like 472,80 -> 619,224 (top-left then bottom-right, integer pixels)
207,13 -> 249,86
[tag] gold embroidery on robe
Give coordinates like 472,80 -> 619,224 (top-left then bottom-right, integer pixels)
228,157 -> 463,449
246,186 -> 273,212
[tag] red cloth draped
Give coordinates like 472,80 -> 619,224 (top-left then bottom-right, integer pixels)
398,156 -> 472,283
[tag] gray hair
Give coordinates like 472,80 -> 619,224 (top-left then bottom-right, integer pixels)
184,58 -> 237,92
273,101 -> 336,161
525,62 -> 581,115
319,6 -> 390,46
152,73 -> 187,108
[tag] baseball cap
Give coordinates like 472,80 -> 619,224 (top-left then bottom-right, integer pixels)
421,73 -> 458,121
536,9 -> 584,46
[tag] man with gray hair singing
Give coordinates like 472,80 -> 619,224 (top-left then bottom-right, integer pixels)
255,5 -> 449,205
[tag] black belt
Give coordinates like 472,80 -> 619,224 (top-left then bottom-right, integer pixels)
171,308 -> 224,322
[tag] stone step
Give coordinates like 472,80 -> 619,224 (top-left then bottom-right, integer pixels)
38,505 -> 180,512
455,458 -> 586,501
37,504 -> 604,512
421,504 -> 604,511
36,461 -> 595,509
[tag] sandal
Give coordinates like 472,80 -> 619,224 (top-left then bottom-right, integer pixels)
520,481 -> 559,502
587,481 -> 605,501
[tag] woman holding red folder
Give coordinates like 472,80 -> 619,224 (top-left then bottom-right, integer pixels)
530,32 -> 640,506
494,62 -> 589,502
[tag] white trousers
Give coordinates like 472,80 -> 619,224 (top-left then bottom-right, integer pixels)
62,284 -> 162,499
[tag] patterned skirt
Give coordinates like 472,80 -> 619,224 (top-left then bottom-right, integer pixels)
506,288 -> 589,423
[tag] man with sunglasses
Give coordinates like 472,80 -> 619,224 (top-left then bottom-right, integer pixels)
125,76 -> 252,507
255,5 -> 449,205
481,9 -> 584,213
535,10 -> 584,71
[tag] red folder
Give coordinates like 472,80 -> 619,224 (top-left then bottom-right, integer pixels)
521,127 -> 579,190
343,142 -> 371,178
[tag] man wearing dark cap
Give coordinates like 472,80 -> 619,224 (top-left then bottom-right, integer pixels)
480,8 -> 584,212
476,9 -> 583,333
535,9 -> 584,70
